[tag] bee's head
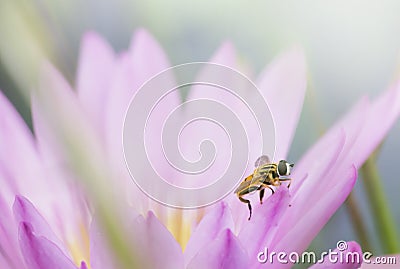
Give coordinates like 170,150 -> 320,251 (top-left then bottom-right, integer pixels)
277,160 -> 294,176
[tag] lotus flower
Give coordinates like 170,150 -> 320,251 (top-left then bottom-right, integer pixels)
0,28 -> 399,269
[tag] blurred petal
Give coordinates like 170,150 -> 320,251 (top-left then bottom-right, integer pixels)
101,29 -> 182,215
207,41 -> 237,66
129,28 -> 171,78
257,48 -> 307,160
186,41 -> 237,111
31,63 -> 93,240
180,43 -> 245,189
131,211 -> 184,269
19,222 -> 77,269
0,190 -> 24,269
33,61 -> 98,163
80,261 -> 89,269
76,31 -> 116,136
348,82 -> 400,168
105,28 -> 175,160
0,92 -> 41,201
187,229 -> 249,269
89,216 -> 119,269
184,202 -> 234,266
13,195 -> 68,256
309,241 -> 362,269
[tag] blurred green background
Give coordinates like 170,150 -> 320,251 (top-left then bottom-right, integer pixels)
1,0 -> 399,260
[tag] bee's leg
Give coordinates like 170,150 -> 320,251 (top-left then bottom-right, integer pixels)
267,185 -> 275,194
239,196 -> 252,220
259,189 -> 265,204
261,183 -> 275,194
259,184 -> 275,205
279,178 -> 292,188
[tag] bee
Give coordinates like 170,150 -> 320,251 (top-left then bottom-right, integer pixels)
234,155 -> 294,220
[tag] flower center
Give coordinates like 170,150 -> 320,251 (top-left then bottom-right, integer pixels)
66,223 -> 91,268
165,208 -> 205,251
166,210 -> 191,251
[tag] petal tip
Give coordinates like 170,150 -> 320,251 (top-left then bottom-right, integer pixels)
19,221 -> 34,236
79,31 -> 114,56
131,28 -> 157,48
81,31 -> 103,44
209,41 -> 237,66
13,195 -> 29,214
80,261 -> 89,269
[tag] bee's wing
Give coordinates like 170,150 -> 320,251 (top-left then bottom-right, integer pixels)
254,155 -> 270,167
234,177 -> 261,194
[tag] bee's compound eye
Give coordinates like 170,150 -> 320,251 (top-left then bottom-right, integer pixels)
278,160 -> 287,176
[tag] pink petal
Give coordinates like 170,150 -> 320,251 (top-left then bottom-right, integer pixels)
252,80 -> 399,269
184,202 -> 234,266
103,30 -> 173,162
76,31 -> 116,137
294,81 -> 400,195
185,41 -> 237,111
187,229 -> 249,269
103,29 -> 181,212
0,190 -> 24,269
238,187 -> 291,267
31,63 -> 96,241
105,28 -> 175,163
0,91 -> 41,201
13,195 -> 68,256
309,241 -> 362,269
33,61 -> 99,163
348,82 -> 400,168
89,215 -> 120,269
267,166 -> 357,269
0,92 -> 78,267
208,41 -> 237,66
179,42 -> 257,190
253,129 -> 345,258
90,207 -> 142,269
80,261 -> 89,269
277,83 -> 400,254
0,255 -> 10,269
131,211 -> 184,269
288,129 -> 346,218
291,97 -> 368,196
256,48 -> 307,161
19,222 -> 77,269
